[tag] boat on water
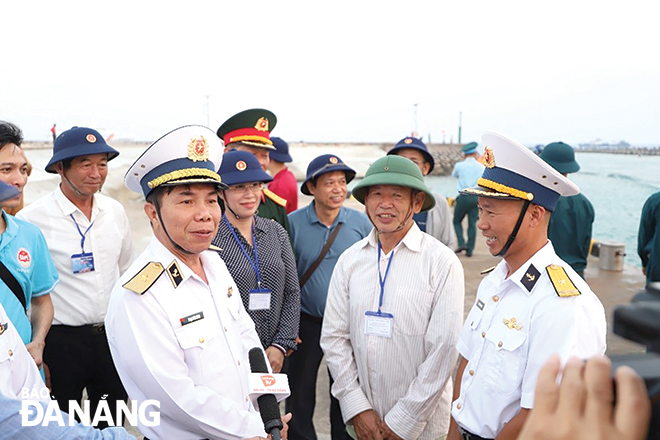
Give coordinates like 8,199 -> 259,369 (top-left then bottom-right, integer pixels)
578,138 -> 631,149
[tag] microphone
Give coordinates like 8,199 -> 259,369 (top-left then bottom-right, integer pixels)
248,348 -> 283,440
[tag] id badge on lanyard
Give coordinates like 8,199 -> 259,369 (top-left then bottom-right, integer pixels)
364,242 -> 395,338
70,214 -> 95,274
225,215 -> 271,311
249,288 -> 272,311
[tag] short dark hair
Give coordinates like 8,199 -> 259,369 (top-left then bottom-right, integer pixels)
0,121 -> 23,150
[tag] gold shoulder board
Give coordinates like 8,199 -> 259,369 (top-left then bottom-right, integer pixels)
480,265 -> 497,275
546,264 -> 581,297
263,188 -> 287,207
123,262 -> 165,295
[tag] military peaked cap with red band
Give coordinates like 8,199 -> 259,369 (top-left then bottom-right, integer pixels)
216,108 -> 277,150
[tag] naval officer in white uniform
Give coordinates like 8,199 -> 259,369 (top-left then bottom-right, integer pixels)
105,125 -> 290,440
447,132 -> 606,440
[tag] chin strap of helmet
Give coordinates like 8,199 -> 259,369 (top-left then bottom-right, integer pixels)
496,200 -> 531,258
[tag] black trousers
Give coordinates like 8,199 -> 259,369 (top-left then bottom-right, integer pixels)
286,313 -> 350,440
44,324 -> 128,429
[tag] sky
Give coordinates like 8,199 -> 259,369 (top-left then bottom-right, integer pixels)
2,1 -> 658,147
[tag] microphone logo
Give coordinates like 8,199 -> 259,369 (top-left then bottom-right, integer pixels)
260,375 -> 276,387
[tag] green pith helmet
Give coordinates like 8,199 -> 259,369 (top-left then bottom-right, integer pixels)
352,155 -> 436,211
540,141 -> 580,174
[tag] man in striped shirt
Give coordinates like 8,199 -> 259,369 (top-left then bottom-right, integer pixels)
321,155 -> 465,440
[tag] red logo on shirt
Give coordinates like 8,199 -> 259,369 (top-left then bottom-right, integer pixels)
260,375 -> 276,387
17,248 -> 31,268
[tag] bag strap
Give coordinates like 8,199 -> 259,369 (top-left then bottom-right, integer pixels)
299,223 -> 343,289
0,260 -> 26,311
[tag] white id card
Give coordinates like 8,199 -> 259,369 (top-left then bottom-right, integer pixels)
364,311 -> 394,338
249,288 -> 272,311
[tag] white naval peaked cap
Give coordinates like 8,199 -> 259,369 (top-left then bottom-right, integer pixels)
460,131 -> 579,211
124,125 -> 225,197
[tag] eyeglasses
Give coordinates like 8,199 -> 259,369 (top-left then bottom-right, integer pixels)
227,182 -> 264,193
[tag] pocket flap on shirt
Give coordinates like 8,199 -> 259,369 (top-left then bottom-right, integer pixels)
174,322 -> 217,350
485,324 -> 526,351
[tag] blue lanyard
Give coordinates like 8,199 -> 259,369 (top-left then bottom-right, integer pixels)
70,214 -> 95,253
223,214 -> 262,287
377,241 -> 394,314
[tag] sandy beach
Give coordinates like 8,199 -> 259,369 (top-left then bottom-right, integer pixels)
19,142 -> 649,439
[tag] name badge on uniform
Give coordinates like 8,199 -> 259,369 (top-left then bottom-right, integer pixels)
71,252 -> 95,274
364,311 -> 394,338
248,288 -> 272,311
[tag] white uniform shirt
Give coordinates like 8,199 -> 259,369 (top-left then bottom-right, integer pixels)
105,236 -> 266,440
0,304 -> 49,402
18,186 -> 134,325
321,223 -> 465,440
452,241 -> 606,438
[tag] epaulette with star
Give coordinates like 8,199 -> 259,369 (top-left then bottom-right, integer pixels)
546,264 -> 581,297
263,188 -> 287,207
123,262 -> 165,295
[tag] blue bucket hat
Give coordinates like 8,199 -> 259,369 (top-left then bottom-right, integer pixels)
0,180 -> 19,203
218,150 -> 273,187
46,127 -> 119,173
301,154 -> 356,195
387,136 -> 435,173
461,142 -> 478,155
270,137 -> 292,163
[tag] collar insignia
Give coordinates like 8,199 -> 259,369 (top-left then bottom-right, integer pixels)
521,264 -> 540,292
167,260 -> 183,288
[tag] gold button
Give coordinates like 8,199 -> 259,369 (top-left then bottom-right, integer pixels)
245,396 -> 249,402
481,331 -> 486,338
199,337 -> 205,343
8,349 -> 13,356
238,360 -> 241,366
457,403 -> 462,409
498,341 -> 503,348
493,296 -> 499,302
469,370 -> 475,376
224,327 -> 228,332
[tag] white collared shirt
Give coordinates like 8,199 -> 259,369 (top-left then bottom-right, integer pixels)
321,223 -> 465,440
0,304 -> 49,402
452,241 -> 606,438
105,236 -> 266,439
17,186 -> 134,325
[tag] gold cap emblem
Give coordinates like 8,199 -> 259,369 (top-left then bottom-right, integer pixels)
483,146 -> 496,168
255,117 -> 269,132
329,156 -> 338,164
404,138 -> 413,144
187,136 -> 209,162
236,160 -> 247,171
86,134 -> 97,143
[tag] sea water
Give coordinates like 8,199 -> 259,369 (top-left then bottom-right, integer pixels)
423,152 -> 660,267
